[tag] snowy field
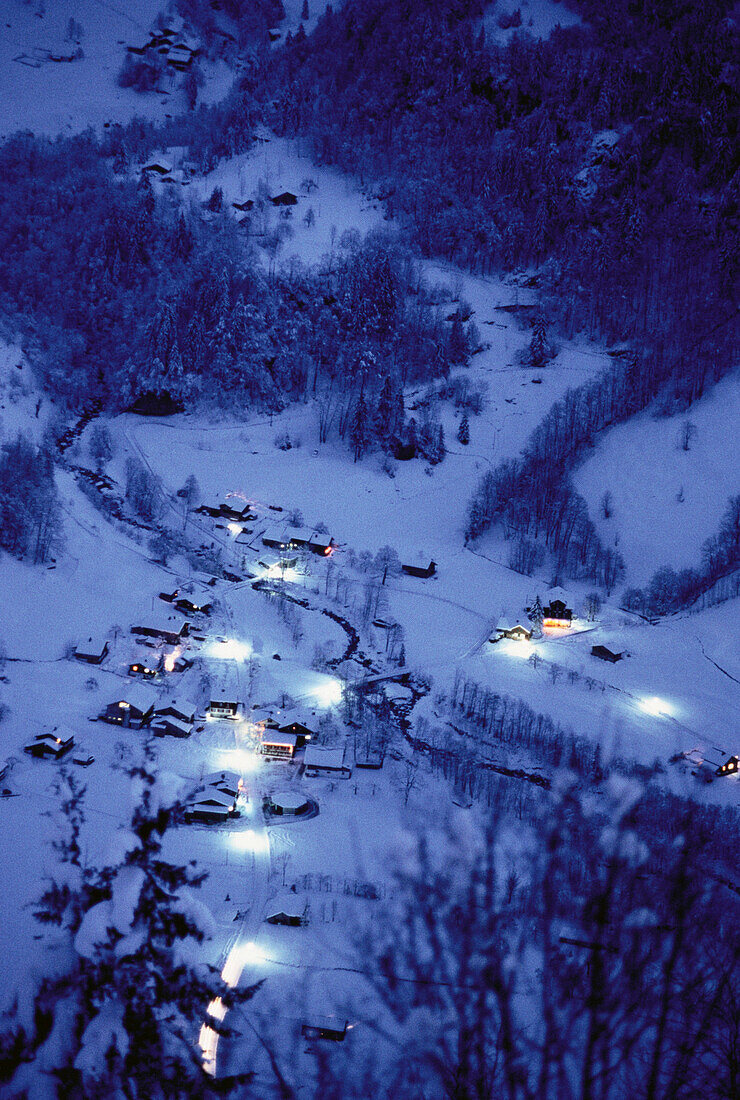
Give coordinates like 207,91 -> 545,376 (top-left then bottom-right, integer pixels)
574,372 -> 740,585
483,0 -> 581,42
0,0 -> 233,138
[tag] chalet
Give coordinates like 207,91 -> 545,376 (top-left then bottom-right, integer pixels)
129,660 -> 159,679
303,745 -> 348,777
261,730 -> 297,760
542,589 -> 573,629
402,559 -> 436,579
73,637 -> 109,665
156,702 -> 196,725
591,645 -> 623,664
24,729 -> 75,760
99,684 -> 156,729
209,698 -> 239,719
491,619 -> 532,643
184,784 -> 239,823
267,790 -> 310,815
301,1017 -> 348,1042
232,200 -> 254,211
265,891 -> 307,926
716,756 -> 739,778
159,589 -> 179,603
131,619 -> 190,646
270,191 -> 298,206
151,715 -> 191,738
307,532 -> 335,556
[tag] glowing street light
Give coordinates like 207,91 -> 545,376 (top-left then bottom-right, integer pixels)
638,696 -> 672,717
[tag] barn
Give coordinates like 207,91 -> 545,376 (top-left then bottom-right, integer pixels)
591,645 -> 623,663
303,745 -> 348,777
24,729 -> 75,760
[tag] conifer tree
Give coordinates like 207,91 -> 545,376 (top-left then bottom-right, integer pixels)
350,391 -> 369,462
457,412 -> 470,445
528,594 -> 544,638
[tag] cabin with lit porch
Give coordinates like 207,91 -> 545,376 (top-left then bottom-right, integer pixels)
491,619 -> 532,643
716,755 -> 739,778
129,659 -> 159,679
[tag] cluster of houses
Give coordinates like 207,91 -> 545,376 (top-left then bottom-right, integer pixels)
127,25 -> 199,72
490,588 -> 627,663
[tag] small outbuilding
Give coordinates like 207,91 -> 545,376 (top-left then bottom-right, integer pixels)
301,1017 -> 348,1042
267,790 -> 310,815
402,559 -> 436,579
156,702 -> 196,725
591,645 -> 623,663
270,191 -> 298,206
73,637 -> 109,664
265,890 -> 308,926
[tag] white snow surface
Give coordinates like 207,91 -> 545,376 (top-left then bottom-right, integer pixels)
574,372 -> 740,585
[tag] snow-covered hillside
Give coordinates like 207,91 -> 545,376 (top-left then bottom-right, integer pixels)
574,372 -> 740,586
0,0 -> 232,138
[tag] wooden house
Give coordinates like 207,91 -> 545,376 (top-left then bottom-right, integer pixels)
303,745 -> 348,777
201,771 -> 243,798
270,191 -> 298,206
716,756 -> 739,778
307,532 -> 335,556
209,699 -> 239,719
265,891 -> 307,926
131,619 -> 189,646
99,684 -> 156,729
151,715 -> 191,738
261,730 -> 297,760
73,637 -> 109,664
232,200 -> 254,212
402,559 -> 436,579
277,711 -> 316,747
156,702 -> 196,725
24,729 -> 75,760
142,161 -> 173,176
129,660 -> 159,679
159,589 -> 179,603
591,645 -> 623,664
174,597 -> 212,616
184,784 -> 239,823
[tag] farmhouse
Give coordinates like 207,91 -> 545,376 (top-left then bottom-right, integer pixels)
262,526 -> 335,556
402,558 -> 436,579
184,787 -> 239,823
24,729 -> 75,760
276,711 -> 316,746
261,730 -> 298,760
491,619 -> 532,643
591,645 -> 623,663
303,745 -> 348,777
174,597 -> 212,616
542,588 -> 573,629
99,684 -> 156,728
131,619 -> 190,646
73,636 -> 109,664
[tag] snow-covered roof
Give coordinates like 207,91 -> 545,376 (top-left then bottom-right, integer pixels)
546,586 -> 570,603
36,725 -> 76,745
269,790 -> 309,812
131,615 -> 187,636
261,730 -> 298,747
195,785 -> 236,808
113,683 -> 158,712
151,716 -> 191,737
202,770 -> 242,795
74,636 -> 108,657
265,890 -> 306,919
304,745 -> 345,770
